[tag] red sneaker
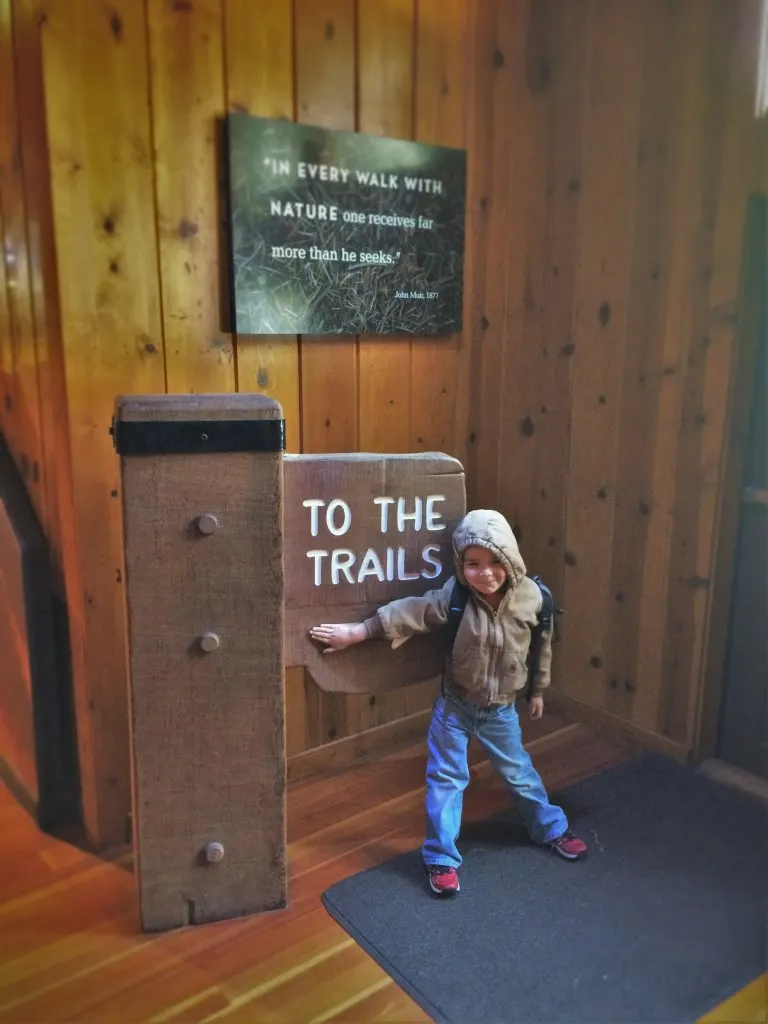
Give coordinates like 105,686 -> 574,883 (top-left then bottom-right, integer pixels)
425,864 -> 460,896
548,830 -> 587,860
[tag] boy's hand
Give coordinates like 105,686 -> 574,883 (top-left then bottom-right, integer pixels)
528,696 -> 544,720
309,622 -> 367,653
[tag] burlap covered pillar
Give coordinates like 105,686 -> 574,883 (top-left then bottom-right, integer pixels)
113,394 -> 285,933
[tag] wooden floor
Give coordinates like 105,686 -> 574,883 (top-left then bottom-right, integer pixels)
0,713 -> 764,1023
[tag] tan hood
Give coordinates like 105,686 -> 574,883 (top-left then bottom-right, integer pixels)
452,509 -> 526,589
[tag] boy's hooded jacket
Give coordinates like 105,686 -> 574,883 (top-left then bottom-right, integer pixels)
363,509 -> 553,706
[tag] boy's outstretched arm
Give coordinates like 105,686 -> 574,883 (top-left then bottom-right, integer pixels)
309,577 -> 455,654
309,621 -> 371,653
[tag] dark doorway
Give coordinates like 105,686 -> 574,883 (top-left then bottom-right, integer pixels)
717,219 -> 768,780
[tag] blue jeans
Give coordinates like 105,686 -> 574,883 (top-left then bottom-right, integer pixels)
422,693 -> 568,868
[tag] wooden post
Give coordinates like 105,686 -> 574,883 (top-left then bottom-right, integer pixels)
114,394 -> 286,933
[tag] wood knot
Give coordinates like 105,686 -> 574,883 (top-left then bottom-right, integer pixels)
178,218 -> 199,240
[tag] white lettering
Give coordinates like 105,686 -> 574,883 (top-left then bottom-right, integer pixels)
356,170 -> 399,188
331,549 -> 356,584
357,548 -> 386,583
374,496 -> 396,533
386,547 -> 395,581
303,499 -> 325,537
305,493 -> 446,587
397,496 -> 423,533
306,549 -> 328,586
326,499 -> 352,536
425,495 -> 446,531
269,199 -> 338,220
421,545 -> 442,580
297,162 -> 350,184
397,547 -> 420,581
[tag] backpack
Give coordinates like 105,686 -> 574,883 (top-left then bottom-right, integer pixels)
445,575 -> 562,700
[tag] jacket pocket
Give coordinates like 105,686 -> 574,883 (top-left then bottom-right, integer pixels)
496,647 -> 528,692
448,643 -> 489,695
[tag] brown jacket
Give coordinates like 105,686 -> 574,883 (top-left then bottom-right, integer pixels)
363,509 -> 554,706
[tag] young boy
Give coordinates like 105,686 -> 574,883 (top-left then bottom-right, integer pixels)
309,508 -> 587,897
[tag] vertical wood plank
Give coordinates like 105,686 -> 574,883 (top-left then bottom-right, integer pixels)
294,0 -> 357,746
604,0 -> 683,720
685,0 -> 763,750
457,0 -> 496,509
409,0 -> 466,455
0,0 -> 16,441
357,0 -> 414,456
346,0 -> 418,736
0,0 -> 45,519
0,199 -> 11,436
656,0 -> 732,741
223,0 -> 306,751
9,0 -> 55,553
148,0 -> 234,395
633,0 -> 714,732
494,0 -> 552,568
533,0 -> 591,608
295,0 -> 357,455
42,0 -> 166,846
560,0 -> 645,708
468,0 -> 518,513
9,10 -> 82,817
661,0 -> 761,744
224,0 -> 301,450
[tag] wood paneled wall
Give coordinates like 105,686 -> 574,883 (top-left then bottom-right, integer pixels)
0,0 -> 765,848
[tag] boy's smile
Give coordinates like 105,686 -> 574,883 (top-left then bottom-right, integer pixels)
462,545 -> 507,597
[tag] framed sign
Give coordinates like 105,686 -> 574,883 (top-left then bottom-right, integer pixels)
227,113 -> 466,337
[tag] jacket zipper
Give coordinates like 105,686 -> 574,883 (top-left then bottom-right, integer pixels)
486,605 -> 502,702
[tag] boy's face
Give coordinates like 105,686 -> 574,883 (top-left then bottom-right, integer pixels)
462,545 -> 507,597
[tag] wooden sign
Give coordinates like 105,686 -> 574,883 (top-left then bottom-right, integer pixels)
284,452 -> 466,693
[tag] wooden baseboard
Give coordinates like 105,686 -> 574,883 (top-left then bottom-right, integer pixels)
546,689 -> 690,763
288,708 -> 432,784
287,686 -> 692,786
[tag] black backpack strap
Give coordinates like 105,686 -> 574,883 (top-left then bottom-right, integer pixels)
446,578 -> 470,645
528,574 -> 559,638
